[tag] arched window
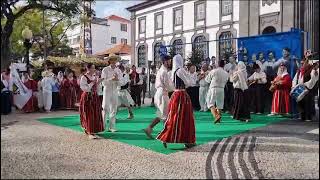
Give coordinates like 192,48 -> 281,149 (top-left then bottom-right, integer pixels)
192,35 -> 208,59
137,45 -> 146,67
172,39 -> 184,57
219,31 -> 233,61
262,26 -> 276,34
154,42 -> 163,68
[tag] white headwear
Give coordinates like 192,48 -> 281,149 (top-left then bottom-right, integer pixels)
277,64 -> 289,77
171,54 -> 184,80
235,61 -> 248,91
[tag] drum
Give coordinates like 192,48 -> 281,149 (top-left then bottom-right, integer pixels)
290,84 -> 309,102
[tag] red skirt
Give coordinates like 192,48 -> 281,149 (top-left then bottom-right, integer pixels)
79,91 -> 105,134
157,90 -> 196,144
22,94 -> 38,113
271,89 -> 290,114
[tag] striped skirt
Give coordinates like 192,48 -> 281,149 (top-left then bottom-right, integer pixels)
79,91 -> 104,134
157,90 -> 196,144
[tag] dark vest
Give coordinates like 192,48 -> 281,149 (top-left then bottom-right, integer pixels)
121,74 -> 129,90
129,72 -> 140,86
173,68 -> 186,89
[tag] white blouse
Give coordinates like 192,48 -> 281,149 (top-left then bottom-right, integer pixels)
80,74 -> 96,92
175,68 -> 192,88
248,72 -> 267,84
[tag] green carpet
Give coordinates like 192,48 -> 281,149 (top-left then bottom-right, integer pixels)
38,107 -> 286,154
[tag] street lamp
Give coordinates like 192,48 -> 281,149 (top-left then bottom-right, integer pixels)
22,26 -> 33,70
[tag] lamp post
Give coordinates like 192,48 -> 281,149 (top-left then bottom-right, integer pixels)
22,26 -> 33,70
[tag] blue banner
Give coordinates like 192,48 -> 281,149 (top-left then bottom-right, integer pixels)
237,29 -> 303,64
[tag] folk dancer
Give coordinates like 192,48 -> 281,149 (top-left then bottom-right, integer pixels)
269,63 -> 292,116
224,56 -> 237,113
205,60 -> 229,123
101,54 -> 122,132
129,65 -> 143,107
117,63 -> 134,119
248,62 -> 267,114
95,70 -> 104,105
149,65 -> 157,107
198,61 -> 210,112
143,55 -> 174,139
187,64 -> 200,110
231,61 -> 251,122
41,71 -> 55,112
157,54 -> 196,148
292,59 -> 319,121
79,63 -> 105,139
22,72 -> 38,113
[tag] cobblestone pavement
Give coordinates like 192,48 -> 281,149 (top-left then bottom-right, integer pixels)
1,108 -> 319,179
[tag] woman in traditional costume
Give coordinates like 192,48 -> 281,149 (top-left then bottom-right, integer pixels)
269,63 -> 292,116
157,54 -> 196,148
60,70 -> 78,109
231,61 -> 251,122
22,72 -> 38,113
79,63 -> 105,139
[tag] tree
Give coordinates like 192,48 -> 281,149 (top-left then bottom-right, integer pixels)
1,0 -> 94,69
187,48 -> 204,66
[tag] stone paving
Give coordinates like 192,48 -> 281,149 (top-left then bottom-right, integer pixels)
1,107 -> 319,179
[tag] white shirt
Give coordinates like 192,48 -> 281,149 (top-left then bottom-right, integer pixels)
175,68 -> 193,88
199,70 -> 209,87
119,72 -> 130,88
41,76 -> 55,92
80,74 -> 96,93
248,71 -> 267,84
155,65 -> 174,92
101,66 -> 122,91
224,63 -> 236,73
262,61 -> 275,72
189,72 -> 198,87
304,68 -> 319,89
205,67 -> 229,88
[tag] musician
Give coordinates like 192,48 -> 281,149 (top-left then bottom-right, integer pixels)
292,58 -> 319,121
258,52 -> 266,63
273,48 -> 298,78
248,62 -> 267,114
262,51 -> 276,112
269,63 -> 292,116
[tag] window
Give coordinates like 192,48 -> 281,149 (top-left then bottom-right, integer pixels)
174,8 -> 183,26
139,18 -> 146,33
121,24 -> 127,32
111,37 -> 117,44
138,45 -> 146,67
155,13 -> 163,30
192,35 -> 208,59
195,2 -> 205,21
219,31 -> 233,60
221,0 -> 232,16
121,38 -> 127,44
172,39 -> 184,57
154,42 -> 163,68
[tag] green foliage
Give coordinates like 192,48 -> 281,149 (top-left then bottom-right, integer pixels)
187,49 -> 204,66
168,46 -> 176,59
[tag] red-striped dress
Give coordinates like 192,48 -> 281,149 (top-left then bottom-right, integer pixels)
22,79 -> 38,113
157,69 -> 196,144
271,74 -> 292,114
60,78 -> 78,109
79,74 -> 104,134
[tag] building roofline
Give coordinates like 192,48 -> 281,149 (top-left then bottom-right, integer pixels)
126,0 -> 168,12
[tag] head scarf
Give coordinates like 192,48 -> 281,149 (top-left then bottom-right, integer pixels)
171,54 -> 184,80
277,63 -> 288,77
235,61 -> 248,91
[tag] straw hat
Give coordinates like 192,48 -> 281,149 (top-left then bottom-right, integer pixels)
106,53 -> 120,62
41,70 -> 49,77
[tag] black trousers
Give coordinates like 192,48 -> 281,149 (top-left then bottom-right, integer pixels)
187,86 -> 200,110
250,84 -> 264,113
52,92 -> 60,110
298,93 -> 315,120
130,85 -> 141,106
224,82 -> 234,112
1,91 -> 12,115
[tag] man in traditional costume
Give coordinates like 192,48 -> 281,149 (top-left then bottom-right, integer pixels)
101,54 -> 122,132
248,62 -> 267,114
79,63 -> 105,139
187,64 -> 200,110
205,60 -> 229,123
262,51 -> 276,112
292,59 -> 319,121
129,65 -> 143,107
157,54 -> 196,148
143,55 -> 174,139
22,72 -> 38,113
117,63 -> 134,119
269,63 -> 292,116
198,61 -> 210,112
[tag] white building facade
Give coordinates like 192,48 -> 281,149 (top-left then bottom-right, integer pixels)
66,15 -> 131,55
127,0 -> 298,68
